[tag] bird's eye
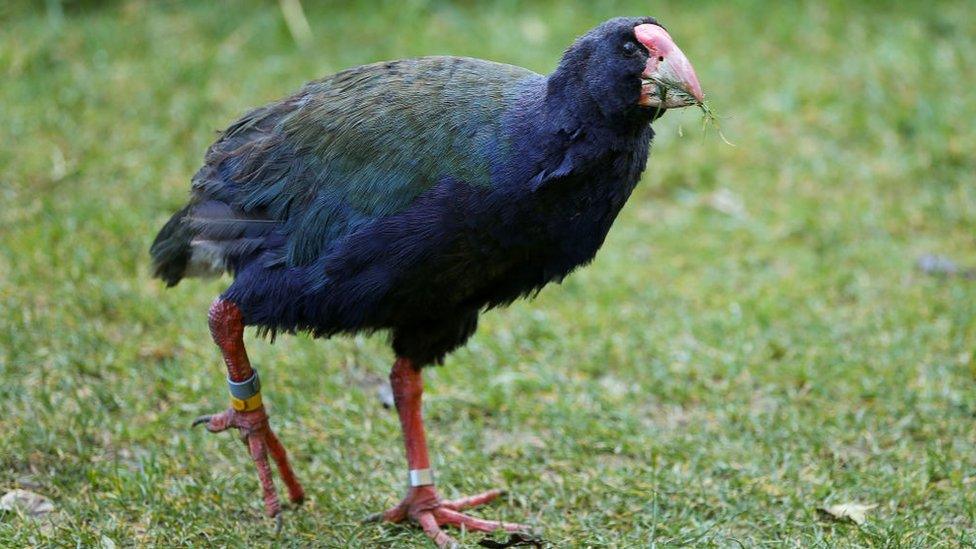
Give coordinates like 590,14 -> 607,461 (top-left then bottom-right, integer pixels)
622,41 -> 639,57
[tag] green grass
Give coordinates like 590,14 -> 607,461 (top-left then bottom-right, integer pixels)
2,1 -> 975,546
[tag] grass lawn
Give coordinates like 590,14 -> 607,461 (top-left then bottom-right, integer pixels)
2,0 -> 975,546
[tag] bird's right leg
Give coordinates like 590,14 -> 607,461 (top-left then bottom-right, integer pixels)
366,358 -> 530,547
192,298 -> 305,524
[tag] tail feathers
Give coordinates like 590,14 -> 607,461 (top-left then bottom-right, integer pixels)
150,204 -> 195,287
150,200 -> 279,286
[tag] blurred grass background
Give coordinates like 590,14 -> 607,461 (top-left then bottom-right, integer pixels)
1,0 -> 975,546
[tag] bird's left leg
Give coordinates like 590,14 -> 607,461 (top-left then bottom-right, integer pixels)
366,358 -> 531,547
192,298 -> 305,523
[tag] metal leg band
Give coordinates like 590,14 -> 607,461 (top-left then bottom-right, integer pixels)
228,370 -> 261,399
408,468 -> 435,487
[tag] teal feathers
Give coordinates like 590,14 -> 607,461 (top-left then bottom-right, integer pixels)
194,56 -> 537,268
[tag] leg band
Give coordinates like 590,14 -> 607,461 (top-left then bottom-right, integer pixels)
408,468 -> 435,487
228,370 -> 263,412
228,370 -> 261,399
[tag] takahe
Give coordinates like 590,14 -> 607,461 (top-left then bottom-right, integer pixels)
151,16 -> 702,546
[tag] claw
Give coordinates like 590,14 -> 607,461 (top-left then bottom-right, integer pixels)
191,415 -> 212,428
274,513 -> 283,535
362,512 -> 383,523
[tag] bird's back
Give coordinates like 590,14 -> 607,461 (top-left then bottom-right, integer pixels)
151,56 -> 538,284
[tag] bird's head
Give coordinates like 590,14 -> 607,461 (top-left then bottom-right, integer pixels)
550,17 -> 703,122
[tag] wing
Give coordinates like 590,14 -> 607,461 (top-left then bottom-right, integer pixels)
183,56 -> 537,275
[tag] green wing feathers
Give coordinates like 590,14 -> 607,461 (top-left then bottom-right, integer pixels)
151,56 -> 536,282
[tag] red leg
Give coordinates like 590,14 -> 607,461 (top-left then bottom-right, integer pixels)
366,358 -> 531,547
192,298 -> 305,523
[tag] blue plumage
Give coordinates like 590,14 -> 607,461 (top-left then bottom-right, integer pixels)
152,17 -> 668,365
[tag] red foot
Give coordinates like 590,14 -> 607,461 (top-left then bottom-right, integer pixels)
193,407 -> 305,522
367,486 -> 530,548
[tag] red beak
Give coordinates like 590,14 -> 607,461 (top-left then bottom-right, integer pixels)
634,23 -> 703,107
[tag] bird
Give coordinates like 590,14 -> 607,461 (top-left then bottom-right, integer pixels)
150,16 -> 702,547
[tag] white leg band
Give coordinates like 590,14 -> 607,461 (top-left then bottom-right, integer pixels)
408,468 -> 435,487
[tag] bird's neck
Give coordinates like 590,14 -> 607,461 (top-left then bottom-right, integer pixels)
498,75 -> 654,196
542,69 -> 654,138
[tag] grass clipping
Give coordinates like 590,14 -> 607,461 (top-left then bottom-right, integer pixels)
644,77 -> 734,146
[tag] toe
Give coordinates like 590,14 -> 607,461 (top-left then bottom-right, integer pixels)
434,508 -> 529,534
363,502 -> 408,524
265,429 -> 305,504
443,489 -> 505,511
418,511 -> 458,548
246,432 -> 282,518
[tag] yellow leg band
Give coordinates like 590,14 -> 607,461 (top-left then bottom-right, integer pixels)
230,392 -> 263,412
